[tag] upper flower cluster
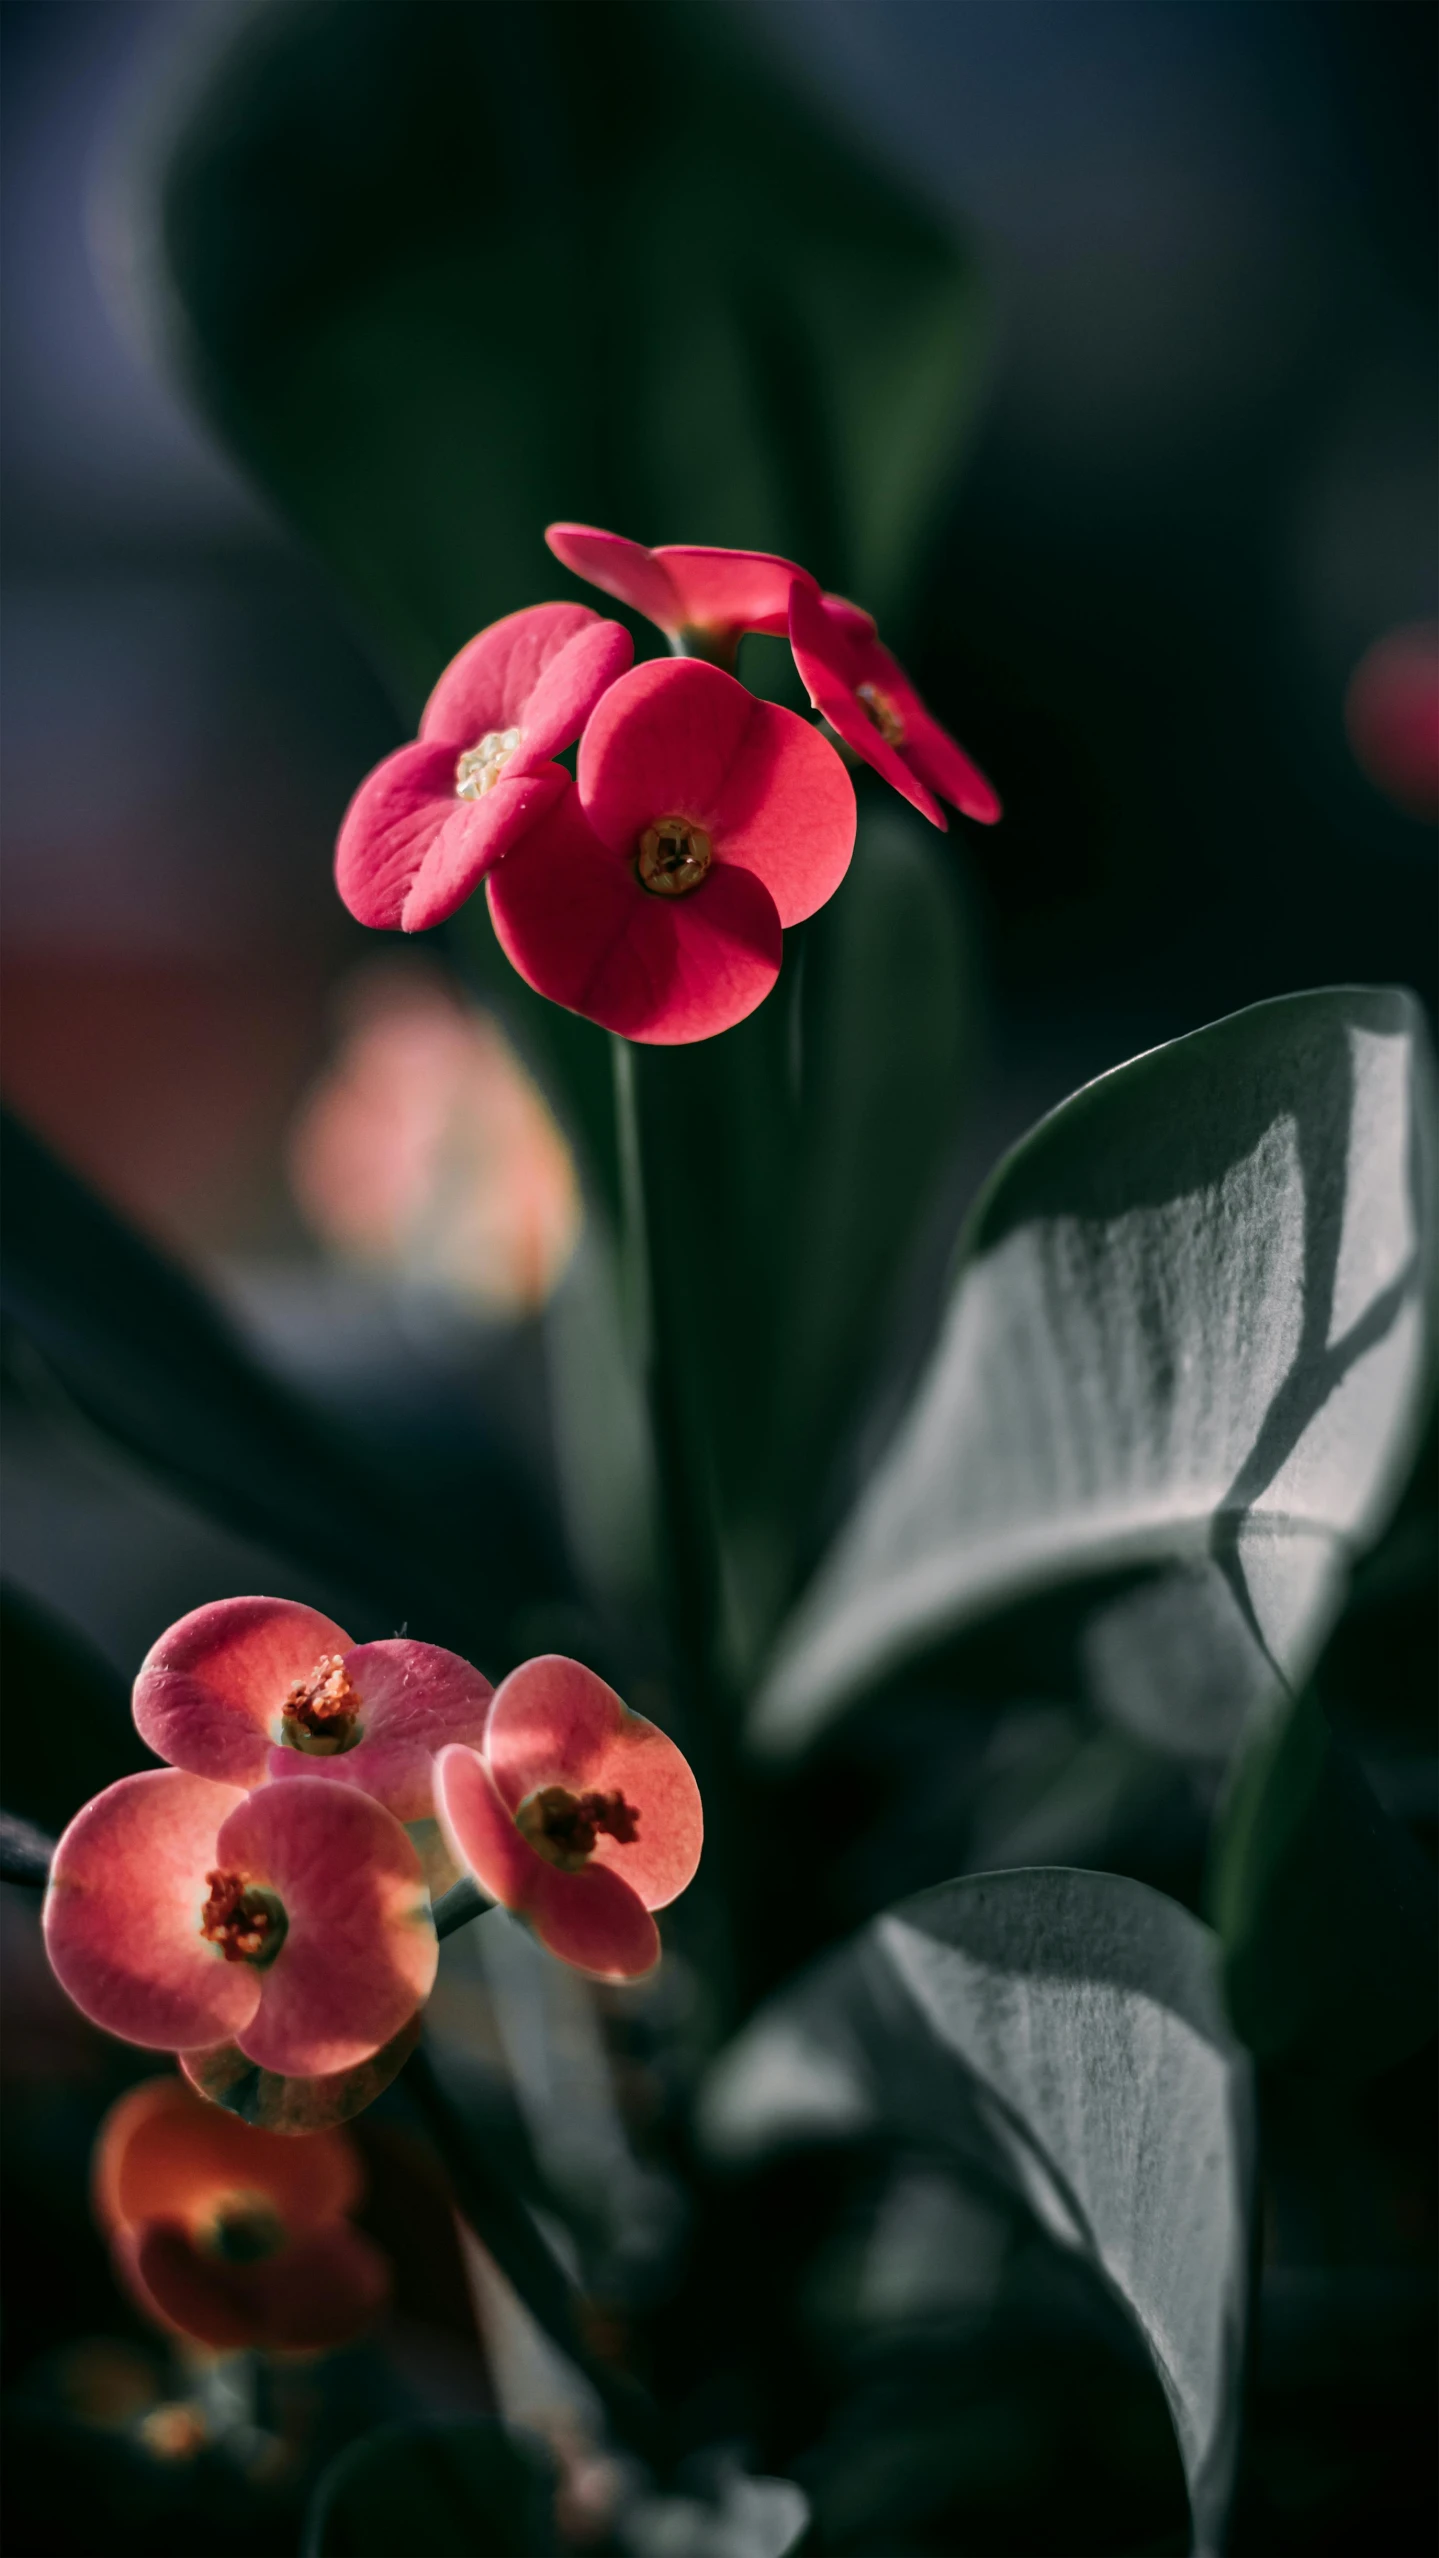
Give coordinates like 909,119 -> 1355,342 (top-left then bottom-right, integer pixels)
336,527 -> 1000,1044
44,1598 -> 702,2112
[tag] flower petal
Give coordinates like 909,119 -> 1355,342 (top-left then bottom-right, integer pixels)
216,1782 -> 436,2078
419,602 -> 615,744
133,1596 -> 353,1789
651,544 -> 815,640
122,2220 -> 389,2353
265,1639 -> 494,1821
433,1743 -> 533,1909
898,697 -> 1003,826
335,741 -> 471,928
487,788 -> 781,1043
44,1772 -> 258,2053
577,656 -> 854,927
96,2073 -> 360,2237
180,2014 -> 422,2134
518,618 -> 634,764
484,1656 -> 703,1911
788,583 -> 945,829
545,524 -> 683,632
523,1862 -> 660,1981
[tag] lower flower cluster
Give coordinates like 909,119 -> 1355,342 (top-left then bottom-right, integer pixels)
336,524 -> 1001,1044
43,1598 -> 702,2114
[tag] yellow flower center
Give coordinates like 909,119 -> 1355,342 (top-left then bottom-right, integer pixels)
280,1655 -> 361,1756
855,681 -> 905,748
456,728 -> 522,799
637,817 -> 712,898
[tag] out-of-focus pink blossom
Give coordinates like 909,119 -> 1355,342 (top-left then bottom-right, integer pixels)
788,582 -> 1000,830
133,1595 -> 493,1820
436,1655 -> 703,1981
488,657 -> 854,1042
289,966 -> 581,1314
1344,623 -> 1439,821
44,1769 -> 437,2075
95,2074 -> 388,2351
546,522 -> 814,664
336,603 -> 632,932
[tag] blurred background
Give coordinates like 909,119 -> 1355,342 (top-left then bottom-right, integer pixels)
2,3 -> 1434,2552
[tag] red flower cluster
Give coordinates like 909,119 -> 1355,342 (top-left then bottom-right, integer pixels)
96,2075 -> 387,2352
44,1601 -> 702,2113
336,526 -> 1000,1044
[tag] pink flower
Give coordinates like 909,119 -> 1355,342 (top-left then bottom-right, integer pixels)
336,603 -> 633,933
43,1769 -> 437,2074
95,2074 -> 389,2352
487,657 -> 855,1043
435,1656 -> 703,1981
788,582 -> 1000,830
133,1596 -> 494,1822
1344,622 -> 1439,822
546,522 -> 815,664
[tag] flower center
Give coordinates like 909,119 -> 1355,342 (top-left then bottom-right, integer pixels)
637,817 -> 712,898
203,2196 -> 287,2264
455,728 -> 522,800
516,1784 -> 641,1873
200,1872 -> 288,1967
855,681 -> 905,748
280,1654 -> 361,1755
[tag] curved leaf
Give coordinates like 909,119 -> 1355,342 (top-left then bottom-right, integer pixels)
0,1109 -> 514,1653
755,986 -> 1438,1754
701,1867 -> 1255,2558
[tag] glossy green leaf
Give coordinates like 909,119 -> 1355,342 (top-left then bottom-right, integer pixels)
140,0 -> 986,700
701,1867 -> 1255,2558
756,987 -> 1438,1754
1211,1683 -> 1438,2076
627,804 -> 978,1677
0,1111 -> 499,1654
303,2419 -> 555,2558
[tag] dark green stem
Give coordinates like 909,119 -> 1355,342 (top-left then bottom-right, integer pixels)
610,1036 -> 726,1717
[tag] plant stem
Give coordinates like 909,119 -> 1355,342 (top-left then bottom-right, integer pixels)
610,1036 -> 725,1718
403,2039 -> 657,2460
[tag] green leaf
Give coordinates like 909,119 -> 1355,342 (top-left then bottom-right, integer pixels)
303,2419 -> 556,2558
1211,1684 -> 1438,2076
755,986 -> 1438,1754
627,804 -> 978,1675
0,1584 -> 146,1836
701,1867 -> 1255,2558
0,1110 -> 496,1653
139,0 -> 986,697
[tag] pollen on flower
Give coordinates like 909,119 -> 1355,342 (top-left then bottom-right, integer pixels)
200,1871 -> 287,1967
517,1784 -> 641,1872
855,681 -> 905,747
637,816 -> 712,898
281,1655 -> 361,1756
455,728 -> 523,800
